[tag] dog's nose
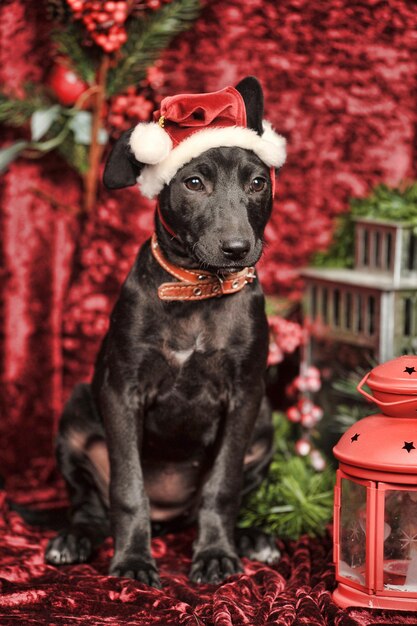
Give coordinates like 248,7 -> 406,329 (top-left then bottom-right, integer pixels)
220,238 -> 251,261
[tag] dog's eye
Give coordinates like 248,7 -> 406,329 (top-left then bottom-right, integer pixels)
184,177 -> 204,191
250,177 -> 267,193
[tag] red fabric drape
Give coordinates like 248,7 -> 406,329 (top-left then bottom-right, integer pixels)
1,1 -> 417,623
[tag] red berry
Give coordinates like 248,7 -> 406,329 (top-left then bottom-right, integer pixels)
310,450 -> 326,471
300,413 -> 316,428
295,439 -> 311,456
95,34 -> 107,46
286,406 -> 301,423
112,95 -> 128,113
97,12 -> 109,23
109,114 -> 125,128
113,9 -> 126,22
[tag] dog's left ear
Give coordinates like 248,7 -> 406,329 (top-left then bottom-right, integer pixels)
235,76 -> 264,136
103,129 -> 144,189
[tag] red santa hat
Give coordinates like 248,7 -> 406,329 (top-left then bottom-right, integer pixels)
104,77 -> 287,196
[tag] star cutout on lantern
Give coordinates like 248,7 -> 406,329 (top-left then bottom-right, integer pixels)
351,433 -> 360,442
403,441 -> 416,453
404,366 -> 416,375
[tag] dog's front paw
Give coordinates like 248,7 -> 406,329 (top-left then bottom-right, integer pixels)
235,527 -> 281,564
45,530 -> 92,565
190,549 -> 243,584
109,556 -> 161,588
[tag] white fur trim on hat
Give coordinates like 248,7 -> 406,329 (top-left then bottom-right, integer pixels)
137,121 -> 286,198
129,122 -> 173,165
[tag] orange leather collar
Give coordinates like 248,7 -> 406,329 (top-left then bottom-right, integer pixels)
151,233 -> 256,301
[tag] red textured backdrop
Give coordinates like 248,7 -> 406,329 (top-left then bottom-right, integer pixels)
2,2 -> 417,624
2,0 -> 417,467
2,0 -> 417,473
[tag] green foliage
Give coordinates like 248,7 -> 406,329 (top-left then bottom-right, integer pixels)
312,212 -> 356,268
107,0 -> 201,96
329,367 -> 377,436
0,2 -> 201,176
0,99 -> 93,175
330,403 -> 369,434
350,182 -> 417,224
52,24 -> 97,85
238,413 -> 335,540
313,182 -> 417,268
0,91 -> 48,127
57,132 -> 90,175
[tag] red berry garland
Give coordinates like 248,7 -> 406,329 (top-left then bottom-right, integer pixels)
108,87 -> 154,134
66,0 -> 129,52
66,0 -> 175,53
267,315 -> 304,366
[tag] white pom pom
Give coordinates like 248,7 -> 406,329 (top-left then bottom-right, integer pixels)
129,122 -> 173,165
258,120 -> 287,168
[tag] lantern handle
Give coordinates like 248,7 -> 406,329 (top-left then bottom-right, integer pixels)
357,372 -> 417,408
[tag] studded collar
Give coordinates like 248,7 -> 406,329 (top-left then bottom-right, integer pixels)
150,233 -> 256,301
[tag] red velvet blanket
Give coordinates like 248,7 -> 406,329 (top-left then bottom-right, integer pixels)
1,464 -> 417,625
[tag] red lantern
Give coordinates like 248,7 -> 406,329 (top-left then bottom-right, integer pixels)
333,355 -> 417,610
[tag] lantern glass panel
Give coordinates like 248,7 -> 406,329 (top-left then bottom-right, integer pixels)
339,478 -> 367,587
383,489 -> 417,592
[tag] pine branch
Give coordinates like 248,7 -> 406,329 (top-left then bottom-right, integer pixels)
0,92 -> 47,128
238,413 -> 335,540
107,0 -> 201,96
51,24 -> 97,85
239,454 -> 335,540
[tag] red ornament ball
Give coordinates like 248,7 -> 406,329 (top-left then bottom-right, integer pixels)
48,63 -> 88,106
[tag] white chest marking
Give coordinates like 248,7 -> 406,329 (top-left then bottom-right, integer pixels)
171,348 -> 194,365
169,332 -> 205,366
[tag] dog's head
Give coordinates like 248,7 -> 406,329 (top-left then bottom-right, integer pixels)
103,77 -> 286,270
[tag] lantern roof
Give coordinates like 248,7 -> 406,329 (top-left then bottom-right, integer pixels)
334,356 -> 417,472
333,414 -> 417,473
366,355 -> 417,395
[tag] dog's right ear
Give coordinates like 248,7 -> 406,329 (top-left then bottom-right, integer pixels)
103,129 -> 144,189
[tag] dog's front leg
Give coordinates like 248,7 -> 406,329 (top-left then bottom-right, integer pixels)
99,383 -> 160,588
190,387 -> 263,584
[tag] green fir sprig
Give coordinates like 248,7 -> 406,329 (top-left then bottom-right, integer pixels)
238,413 -> 335,540
0,91 -> 49,127
107,0 -> 201,96
52,24 -> 97,85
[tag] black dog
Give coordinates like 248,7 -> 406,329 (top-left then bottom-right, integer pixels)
45,77 -> 285,586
